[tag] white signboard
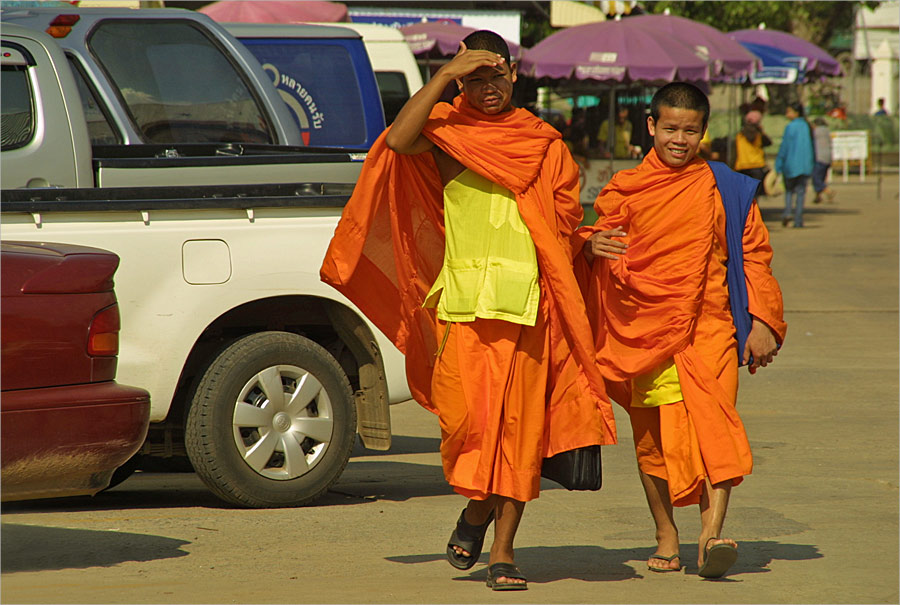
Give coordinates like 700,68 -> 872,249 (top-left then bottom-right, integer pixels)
831,130 -> 869,182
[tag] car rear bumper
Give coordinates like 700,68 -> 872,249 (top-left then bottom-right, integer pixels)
1,381 -> 150,502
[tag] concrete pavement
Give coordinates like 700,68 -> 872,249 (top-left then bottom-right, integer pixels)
1,168 -> 897,604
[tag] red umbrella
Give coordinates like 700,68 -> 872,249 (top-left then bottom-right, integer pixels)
400,21 -> 521,59
199,1 -> 349,24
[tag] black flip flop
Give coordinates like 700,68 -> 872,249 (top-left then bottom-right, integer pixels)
648,553 -> 681,573
446,508 -> 494,570
486,562 -> 527,591
698,538 -> 738,578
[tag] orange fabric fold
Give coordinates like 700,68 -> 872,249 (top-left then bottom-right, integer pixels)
577,148 -> 781,506
433,310 -> 549,501
321,96 -> 616,487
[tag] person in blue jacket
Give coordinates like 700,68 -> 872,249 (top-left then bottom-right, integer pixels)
774,102 -> 815,228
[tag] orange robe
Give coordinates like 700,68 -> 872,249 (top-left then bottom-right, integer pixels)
321,95 -> 616,502
577,148 -> 786,507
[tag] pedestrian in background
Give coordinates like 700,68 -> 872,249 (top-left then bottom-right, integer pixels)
775,102 -> 814,228
811,117 -> 835,204
599,105 -> 637,158
733,109 -> 772,198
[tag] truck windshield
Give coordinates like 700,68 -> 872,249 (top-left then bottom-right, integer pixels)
88,20 -> 274,145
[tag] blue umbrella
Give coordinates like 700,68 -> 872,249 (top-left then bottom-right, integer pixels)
730,28 -> 842,77
738,41 -> 807,84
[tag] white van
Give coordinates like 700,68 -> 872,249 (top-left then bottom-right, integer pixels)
309,22 -> 423,124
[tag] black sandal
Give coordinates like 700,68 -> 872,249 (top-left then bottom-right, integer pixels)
486,562 -> 527,591
446,508 -> 494,570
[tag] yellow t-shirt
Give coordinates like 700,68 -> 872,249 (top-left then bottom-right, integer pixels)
630,358 -> 683,408
599,119 -> 633,159
423,169 -> 540,326
734,132 -> 766,171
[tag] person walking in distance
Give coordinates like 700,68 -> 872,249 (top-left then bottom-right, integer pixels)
811,117 -> 836,204
321,30 -> 616,591
775,102 -> 815,227
578,82 -> 787,579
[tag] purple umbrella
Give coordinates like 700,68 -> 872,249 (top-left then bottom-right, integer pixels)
728,29 -> 842,77
399,21 -> 521,60
628,14 -> 758,79
519,19 -> 710,83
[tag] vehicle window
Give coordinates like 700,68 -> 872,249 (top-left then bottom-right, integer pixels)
375,71 -> 409,125
67,55 -> 119,145
88,20 -> 274,144
1,66 -> 34,150
240,39 -> 365,147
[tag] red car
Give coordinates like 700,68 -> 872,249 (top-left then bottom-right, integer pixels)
1,241 -> 150,502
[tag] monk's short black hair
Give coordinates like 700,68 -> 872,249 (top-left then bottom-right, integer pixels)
462,30 -> 511,63
650,82 -> 710,128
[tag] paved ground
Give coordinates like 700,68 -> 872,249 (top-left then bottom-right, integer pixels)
2,168 -> 897,604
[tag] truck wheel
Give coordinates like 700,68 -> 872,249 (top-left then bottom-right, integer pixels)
185,331 -> 356,508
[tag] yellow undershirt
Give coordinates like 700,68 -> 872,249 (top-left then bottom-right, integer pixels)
630,358 -> 683,408
423,169 -> 540,326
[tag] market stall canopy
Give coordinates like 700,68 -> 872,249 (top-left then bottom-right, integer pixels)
626,14 -> 759,79
518,18 -> 710,83
728,28 -> 842,77
199,1 -> 349,24
399,21 -> 521,59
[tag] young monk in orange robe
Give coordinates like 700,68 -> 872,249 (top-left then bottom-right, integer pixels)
578,82 -> 787,579
320,31 -> 616,591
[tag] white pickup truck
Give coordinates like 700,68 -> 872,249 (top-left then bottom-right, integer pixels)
1,11 -> 409,508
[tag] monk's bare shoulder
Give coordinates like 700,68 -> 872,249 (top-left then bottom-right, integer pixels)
432,147 -> 465,186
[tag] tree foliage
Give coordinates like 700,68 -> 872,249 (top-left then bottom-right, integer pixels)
642,1 -> 878,49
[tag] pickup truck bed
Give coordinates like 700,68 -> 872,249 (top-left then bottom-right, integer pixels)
2,184 -> 410,509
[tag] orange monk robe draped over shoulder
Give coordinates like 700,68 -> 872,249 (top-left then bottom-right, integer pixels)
321,95 -> 617,458
575,149 -> 786,506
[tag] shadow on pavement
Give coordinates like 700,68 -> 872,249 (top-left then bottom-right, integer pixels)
0,523 -> 189,573
386,544 -> 643,583
758,204 -> 860,224
351,434 -> 441,457
385,541 -> 822,584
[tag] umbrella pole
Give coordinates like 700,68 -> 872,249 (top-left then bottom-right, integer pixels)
608,85 -> 615,177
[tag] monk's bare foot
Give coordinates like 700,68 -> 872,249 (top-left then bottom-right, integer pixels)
697,537 -> 738,578
649,529 -> 680,572
488,559 -> 526,587
697,537 -> 737,568
648,553 -> 681,572
450,506 -> 493,558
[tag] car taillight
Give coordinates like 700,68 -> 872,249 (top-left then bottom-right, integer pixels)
46,14 -> 79,38
88,303 -> 120,356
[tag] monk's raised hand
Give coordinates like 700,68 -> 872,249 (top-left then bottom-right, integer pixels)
443,41 -> 505,80
743,318 -> 778,374
584,227 -> 628,262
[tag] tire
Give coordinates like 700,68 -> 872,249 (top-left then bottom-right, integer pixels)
185,331 -> 356,508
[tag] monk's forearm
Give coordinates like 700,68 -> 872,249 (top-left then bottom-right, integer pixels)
387,48 -> 506,154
